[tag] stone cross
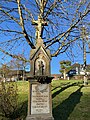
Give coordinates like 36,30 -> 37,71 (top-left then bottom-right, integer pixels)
32,15 -> 47,45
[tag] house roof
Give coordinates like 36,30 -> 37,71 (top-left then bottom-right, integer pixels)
72,63 -> 80,68
51,74 -> 60,77
8,70 -> 24,76
70,63 -> 90,72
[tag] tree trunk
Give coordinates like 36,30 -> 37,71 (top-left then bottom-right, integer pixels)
64,69 -> 66,80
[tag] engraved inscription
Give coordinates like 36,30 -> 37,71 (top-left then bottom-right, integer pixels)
31,84 -> 50,114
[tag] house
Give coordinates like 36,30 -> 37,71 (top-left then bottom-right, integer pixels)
67,63 -> 90,80
8,70 -> 25,80
51,74 -> 60,80
67,63 -> 80,76
0,69 -> 29,82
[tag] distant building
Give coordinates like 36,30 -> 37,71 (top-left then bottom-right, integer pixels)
67,63 -> 90,79
67,63 -> 80,76
0,70 -> 30,82
51,74 -> 60,80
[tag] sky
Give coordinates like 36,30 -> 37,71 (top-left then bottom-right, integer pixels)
0,0 -> 90,74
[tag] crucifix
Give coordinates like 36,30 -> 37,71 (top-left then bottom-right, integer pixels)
32,15 -> 47,45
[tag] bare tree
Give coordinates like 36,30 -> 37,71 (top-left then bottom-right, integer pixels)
0,0 -> 90,61
80,26 -> 89,85
8,54 -> 28,81
0,64 -> 10,81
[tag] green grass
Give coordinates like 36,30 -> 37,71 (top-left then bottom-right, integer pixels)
52,80 -> 90,120
0,80 -> 90,120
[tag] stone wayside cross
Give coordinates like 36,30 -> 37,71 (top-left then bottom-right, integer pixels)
32,15 -> 47,46
26,2 -> 54,120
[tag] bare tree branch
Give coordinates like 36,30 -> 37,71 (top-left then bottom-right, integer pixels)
16,0 -> 35,49
51,36 -> 80,57
0,0 -> 89,61
0,8 -> 20,25
45,9 -> 90,50
0,47 -> 29,62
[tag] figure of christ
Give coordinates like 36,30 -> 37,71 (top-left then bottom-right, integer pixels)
38,61 -> 44,75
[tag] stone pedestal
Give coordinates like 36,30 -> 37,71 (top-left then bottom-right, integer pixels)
26,115 -> 54,120
26,79 -> 54,120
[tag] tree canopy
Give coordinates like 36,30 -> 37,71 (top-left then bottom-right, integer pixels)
0,0 -> 90,62
60,60 -> 71,73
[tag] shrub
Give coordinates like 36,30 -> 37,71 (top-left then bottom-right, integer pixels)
0,81 -> 18,119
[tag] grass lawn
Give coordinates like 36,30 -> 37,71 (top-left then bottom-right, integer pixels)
52,80 -> 90,120
0,80 -> 90,120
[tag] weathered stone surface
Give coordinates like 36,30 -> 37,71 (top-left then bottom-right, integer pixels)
26,115 -> 54,120
26,82 -> 54,120
31,84 -> 50,114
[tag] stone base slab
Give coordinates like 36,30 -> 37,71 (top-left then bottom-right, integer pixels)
26,115 -> 54,120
